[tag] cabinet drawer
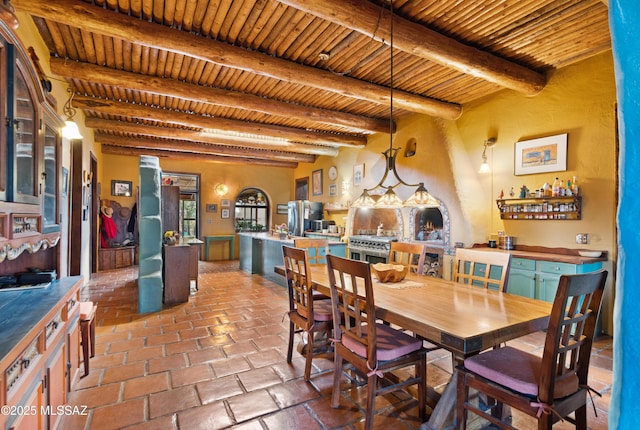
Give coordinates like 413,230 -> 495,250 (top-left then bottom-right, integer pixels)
537,260 -> 576,275
511,257 -> 535,271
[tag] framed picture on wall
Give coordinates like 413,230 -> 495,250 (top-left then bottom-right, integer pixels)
221,208 -> 230,219
221,199 -> 231,207
206,204 -> 218,213
353,164 -> 364,186
111,180 -> 132,196
514,133 -> 568,175
277,204 -> 288,214
312,169 -> 323,196
329,184 -> 338,197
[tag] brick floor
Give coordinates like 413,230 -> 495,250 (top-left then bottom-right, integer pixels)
59,260 -> 612,429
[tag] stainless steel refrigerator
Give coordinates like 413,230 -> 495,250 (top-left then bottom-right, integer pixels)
287,200 -> 323,236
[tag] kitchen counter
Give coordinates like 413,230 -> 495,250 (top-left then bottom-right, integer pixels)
238,232 -> 346,283
473,244 -> 608,265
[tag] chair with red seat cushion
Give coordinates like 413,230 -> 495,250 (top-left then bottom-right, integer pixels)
282,245 -> 333,381
456,269 -> 607,430
326,254 -> 427,430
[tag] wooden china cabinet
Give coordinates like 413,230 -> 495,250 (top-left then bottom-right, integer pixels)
0,21 -> 81,430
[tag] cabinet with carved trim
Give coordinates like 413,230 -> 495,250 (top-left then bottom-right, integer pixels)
0,22 -> 62,275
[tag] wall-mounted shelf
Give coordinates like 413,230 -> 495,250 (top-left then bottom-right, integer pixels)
496,196 -> 581,220
325,208 -> 348,214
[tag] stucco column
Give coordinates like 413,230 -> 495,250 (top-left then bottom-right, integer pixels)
609,0 -> 640,426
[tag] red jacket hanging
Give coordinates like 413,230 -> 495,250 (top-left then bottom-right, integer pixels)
101,214 -> 117,247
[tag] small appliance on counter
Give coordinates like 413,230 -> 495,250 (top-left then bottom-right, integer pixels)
498,236 -> 516,250
311,219 -> 335,232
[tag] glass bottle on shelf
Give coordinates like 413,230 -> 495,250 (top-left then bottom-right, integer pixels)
552,177 -> 561,197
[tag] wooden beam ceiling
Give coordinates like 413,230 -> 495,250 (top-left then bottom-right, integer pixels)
101,143 -> 300,168
85,117 -> 337,158
72,95 -> 367,148
16,0 -> 463,120
49,58 -> 389,134
278,0 -> 547,95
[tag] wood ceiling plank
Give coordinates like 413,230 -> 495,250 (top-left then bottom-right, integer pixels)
236,0 -> 272,47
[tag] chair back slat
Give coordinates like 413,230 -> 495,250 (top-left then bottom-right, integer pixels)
389,242 -> 426,274
326,254 -> 377,364
294,238 -> 330,265
452,248 -> 511,291
538,269 -> 607,404
282,245 -> 314,327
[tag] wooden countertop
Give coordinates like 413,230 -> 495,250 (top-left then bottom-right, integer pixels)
472,244 -> 608,265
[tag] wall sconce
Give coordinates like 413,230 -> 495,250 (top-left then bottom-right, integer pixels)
341,179 -> 350,196
62,87 -> 83,139
479,137 -> 497,173
215,183 -> 228,196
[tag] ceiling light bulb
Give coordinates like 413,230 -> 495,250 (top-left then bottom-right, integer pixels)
62,120 -> 83,139
374,188 -> 404,208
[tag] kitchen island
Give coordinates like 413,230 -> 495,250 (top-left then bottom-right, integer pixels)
238,232 -> 346,285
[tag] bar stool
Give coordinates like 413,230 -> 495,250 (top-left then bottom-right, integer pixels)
79,301 -> 97,377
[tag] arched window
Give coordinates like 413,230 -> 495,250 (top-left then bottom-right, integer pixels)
234,188 -> 269,232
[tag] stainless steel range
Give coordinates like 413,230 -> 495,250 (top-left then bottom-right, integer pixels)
347,236 -> 398,264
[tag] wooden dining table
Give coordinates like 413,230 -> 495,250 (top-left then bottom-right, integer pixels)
274,264 -> 553,429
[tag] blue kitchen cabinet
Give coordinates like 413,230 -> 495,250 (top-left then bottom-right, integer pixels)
507,257 -> 603,302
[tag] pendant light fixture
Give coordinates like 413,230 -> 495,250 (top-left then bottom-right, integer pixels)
351,0 -> 438,209
62,87 -> 83,140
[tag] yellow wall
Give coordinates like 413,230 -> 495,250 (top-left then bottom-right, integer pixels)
100,154 -> 294,258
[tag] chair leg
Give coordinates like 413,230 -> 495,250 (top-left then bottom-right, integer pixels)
574,404 -> 588,430
286,321 -> 295,363
365,373 -> 377,430
80,320 -> 90,377
331,354 -> 343,408
89,317 -> 96,358
417,354 -> 427,421
303,329 -> 314,381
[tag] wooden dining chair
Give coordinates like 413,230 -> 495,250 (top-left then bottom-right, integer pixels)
293,238 -> 330,265
326,254 -> 427,430
282,245 -> 333,381
388,241 -> 426,274
455,269 -> 607,430
453,248 -> 512,291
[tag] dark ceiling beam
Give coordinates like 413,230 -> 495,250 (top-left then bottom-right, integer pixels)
49,57 -> 390,134
279,0 -> 547,95
73,95 -> 366,148
14,0 -> 462,119
85,117 -> 335,158
97,135 -> 305,167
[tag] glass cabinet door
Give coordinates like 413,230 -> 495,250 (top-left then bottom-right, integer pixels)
42,119 -> 60,232
12,59 -> 39,204
0,37 -> 6,201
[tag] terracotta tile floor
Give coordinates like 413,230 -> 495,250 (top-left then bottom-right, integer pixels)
60,260 -> 612,429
